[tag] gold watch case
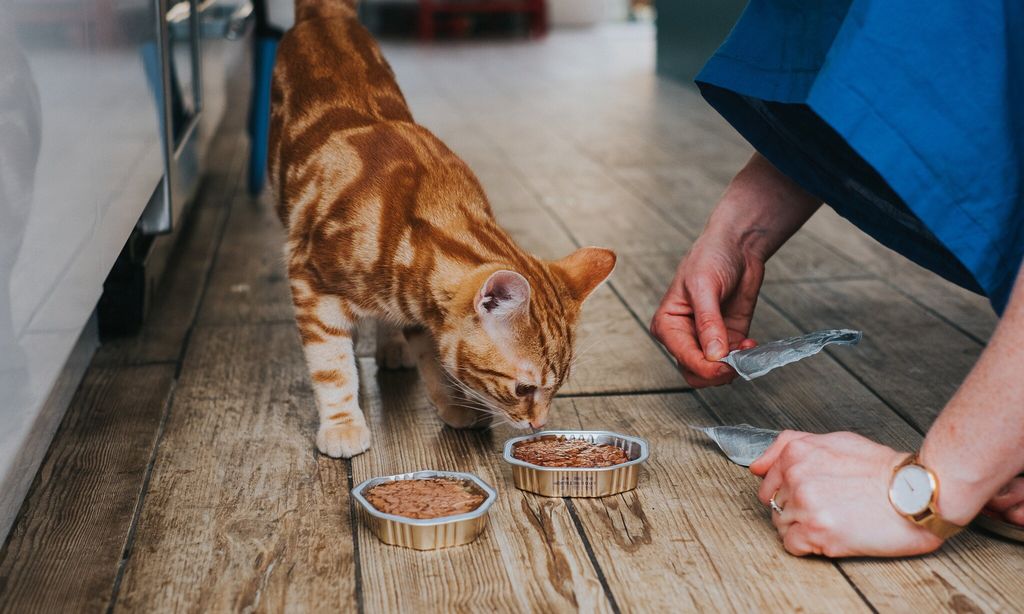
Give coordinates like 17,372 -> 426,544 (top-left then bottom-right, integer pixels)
889,453 -> 965,540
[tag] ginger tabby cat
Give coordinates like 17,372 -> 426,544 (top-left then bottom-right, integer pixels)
269,0 -> 616,458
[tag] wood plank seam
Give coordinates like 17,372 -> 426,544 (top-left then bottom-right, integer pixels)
798,233 -> 991,346
679,368 -> 878,611
106,128 -> 248,611
346,457 -> 366,614
758,291 -> 957,438
104,378 -> 179,612
170,134 -> 250,378
556,387 -> 692,399
564,498 -> 622,614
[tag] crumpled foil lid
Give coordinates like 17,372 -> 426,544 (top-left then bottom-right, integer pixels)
690,424 -> 780,467
719,329 -> 862,381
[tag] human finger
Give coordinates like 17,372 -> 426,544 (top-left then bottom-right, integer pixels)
758,460 -> 785,506
1005,503 -> 1024,526
687,277 -> 731,361
737,337 -> 757,351
679,367 -> 737,388
782,523 -> 814,556
987,476 -> 1024,513
749,430 -> 813,477
652,311 -> 735,383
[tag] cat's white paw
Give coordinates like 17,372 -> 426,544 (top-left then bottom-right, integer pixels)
375,336 -> 417,370
317,422 -> 371,458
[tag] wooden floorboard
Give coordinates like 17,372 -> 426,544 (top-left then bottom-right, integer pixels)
114,323 -> 358,612
761,279 -> 983,432
560,393 -> 870,612
0,365 -> 175,613
803,209 -> 998,342
355,359 -> 612,613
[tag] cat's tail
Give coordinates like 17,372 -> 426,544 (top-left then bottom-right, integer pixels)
295,0 -> 358,22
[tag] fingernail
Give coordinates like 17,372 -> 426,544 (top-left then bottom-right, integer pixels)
706,340 -> 725,359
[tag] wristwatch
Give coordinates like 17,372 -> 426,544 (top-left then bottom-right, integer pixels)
888,453 -> 965,540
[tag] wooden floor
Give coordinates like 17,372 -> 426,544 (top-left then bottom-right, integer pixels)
2,23 -> 1021,613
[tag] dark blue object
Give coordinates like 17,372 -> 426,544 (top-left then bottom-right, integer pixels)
248,36 -> 278,195
696,0 -> 1024,313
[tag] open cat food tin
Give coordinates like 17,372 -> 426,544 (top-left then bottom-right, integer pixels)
351,470 -> 497,550
502,430 -> 650,497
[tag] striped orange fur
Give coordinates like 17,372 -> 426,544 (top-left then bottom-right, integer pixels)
270,0 -> 616,458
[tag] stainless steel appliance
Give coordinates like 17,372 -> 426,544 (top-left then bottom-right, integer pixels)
0,0 -> 252,542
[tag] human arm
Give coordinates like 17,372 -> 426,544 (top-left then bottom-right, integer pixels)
750,264 -> 1024,556
650,152 -> 822,387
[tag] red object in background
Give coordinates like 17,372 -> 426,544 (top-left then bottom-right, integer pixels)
417,0 -> 547,40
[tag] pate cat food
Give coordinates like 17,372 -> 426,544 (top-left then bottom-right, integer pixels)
512,438 -> 630,468
364,477 -> 486,519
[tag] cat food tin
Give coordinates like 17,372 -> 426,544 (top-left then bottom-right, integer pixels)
502,431 -> 649,498
351,470 -> 497,550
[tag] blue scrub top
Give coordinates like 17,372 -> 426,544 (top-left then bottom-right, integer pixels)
696,0 -> 1024,313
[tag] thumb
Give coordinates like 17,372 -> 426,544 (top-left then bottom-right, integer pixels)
689,281 -> 729,361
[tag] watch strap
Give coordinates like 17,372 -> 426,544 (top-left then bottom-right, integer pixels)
916,510 -> 965,540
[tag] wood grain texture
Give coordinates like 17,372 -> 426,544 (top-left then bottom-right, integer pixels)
354,359 -> 612,613
559,393 -> 871,612
610,165 -> 868,283
114,324 -> 357,612
0,365 -> 175,613
196,192 -> 294,326
803,208 -> 998,342
761,279 -> 983,432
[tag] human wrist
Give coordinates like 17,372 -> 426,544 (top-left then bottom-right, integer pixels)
917,441 -> 990,526
704,153 -> 821,261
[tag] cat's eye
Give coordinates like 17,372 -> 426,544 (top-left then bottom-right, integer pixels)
515,383 -> 537,397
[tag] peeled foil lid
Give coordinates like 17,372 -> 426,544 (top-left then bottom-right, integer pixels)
719,329 -> 862,381
691,424 -> 780,467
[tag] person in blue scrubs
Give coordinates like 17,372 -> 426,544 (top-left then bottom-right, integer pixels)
651,1 -> 1024,556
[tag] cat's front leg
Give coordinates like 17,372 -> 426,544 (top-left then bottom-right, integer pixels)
404,328 -> 492,429
375,321 -> 416,369
290,280 -> 370,458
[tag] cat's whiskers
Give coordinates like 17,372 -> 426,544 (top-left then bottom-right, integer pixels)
570,337 -> 603,369
441,367 -> 504,413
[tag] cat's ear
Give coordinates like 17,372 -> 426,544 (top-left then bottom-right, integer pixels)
475,270 -> 530,319
552,247 -> 616,303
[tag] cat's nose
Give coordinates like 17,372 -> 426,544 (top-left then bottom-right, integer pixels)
529,417 -> 546,429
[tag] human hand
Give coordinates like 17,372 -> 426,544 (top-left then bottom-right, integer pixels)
650,230 -> 763,387
750,431 -> 944,558
984,476 -> 1024,526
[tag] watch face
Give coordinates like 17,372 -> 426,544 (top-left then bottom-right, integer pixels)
890,465 -> 934,515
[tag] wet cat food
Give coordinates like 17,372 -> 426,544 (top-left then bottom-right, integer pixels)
503,431 -> 650,497
512,437 -> 630,468
364,477 -> 486,519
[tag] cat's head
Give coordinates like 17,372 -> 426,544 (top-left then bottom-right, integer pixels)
438,247 -> 616,429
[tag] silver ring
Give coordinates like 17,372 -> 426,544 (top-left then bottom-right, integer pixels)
770,490 -> 784,515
